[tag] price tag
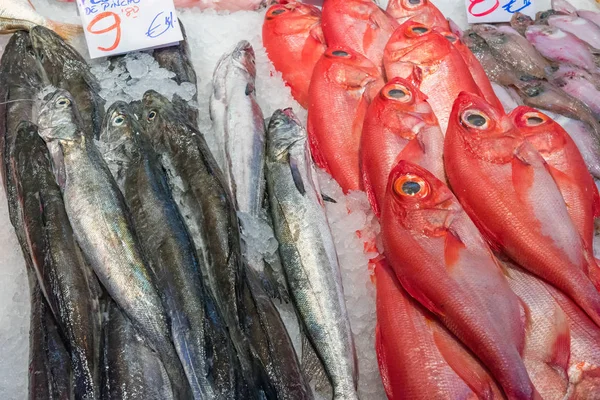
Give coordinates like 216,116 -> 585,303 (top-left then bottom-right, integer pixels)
76,0 -> 183,59
465,0 -> 536,23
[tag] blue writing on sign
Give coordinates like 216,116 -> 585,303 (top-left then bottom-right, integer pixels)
82,0 -> 140,15
502,0 -> 532,13
146,11 -> 176,38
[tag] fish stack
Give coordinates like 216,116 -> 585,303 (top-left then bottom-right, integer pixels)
264,0 -> 600,399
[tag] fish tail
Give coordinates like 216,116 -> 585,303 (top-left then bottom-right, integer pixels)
47,20 -> 82,41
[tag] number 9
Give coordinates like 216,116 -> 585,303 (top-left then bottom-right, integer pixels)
87,12 -> 122,52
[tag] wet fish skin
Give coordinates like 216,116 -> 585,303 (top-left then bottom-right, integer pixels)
550,65 -> 600,118
511,12 -> 535,36
99,101 -> 242,399
386,0 -> 449,30
536,9 -> 561,25
12,121 -> 101,400
548,14 -> 600,49
30,26 -> 105,140
577,10 -> 600,27
102,301 -> 174,400
266,108 -> 358,400
35,88 -> 190,399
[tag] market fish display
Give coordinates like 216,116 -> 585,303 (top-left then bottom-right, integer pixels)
35,88 -> 191,399
360,77 -> 445,216
444,92 -> 600,329
266,109 -> 358,400
0,0 -> 81,39
307,47 -> 384,192
381,160 -> 536,400
262,1 -> 327,109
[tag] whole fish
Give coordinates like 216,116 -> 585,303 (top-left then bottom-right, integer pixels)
383,22 -> 482,133
262,1 -> 327,109
102,301 -> 175,400
307,47 -> 384,193
381,160 -> 535,400
321,0 -> 398,72
0,0 -> 81,39
152,21 -> 199,127
361,77 -> 445,217
35,88 -> 190,399
12,121 -> 101,400
578,10 -> 600,27
57,0 -> 265,10
99,102 -> 242,399
375,259 -> 505,400
30,26 -> 105,140
438,29 -> 503,110
139,90 -> 259,395
210,41 -> 266,215
505,263 -> 600,399
552,0 -> 577,14
548,14 -> 600,49
266,109 -> 358,400
509,106 -> 600,257
536,10 -> 561,25
444,91 -> 600,329
474,24 -> 551,79
524,25 -> 598,74
385,0 -> 449,30
511,12 -> 534,36
550,65 -> 600,118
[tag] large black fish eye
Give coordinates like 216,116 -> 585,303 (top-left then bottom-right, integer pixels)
113,115 -> 125,126
56,97 -> 70,107
272,8 -> 285,15
147,110 -> 157,121
402,181 -> 422,195
408,0 -> 421,4
467,114 -> 486,127
461,110 -> 490,130
332,50 -> 350,57
412,26 -> 429,35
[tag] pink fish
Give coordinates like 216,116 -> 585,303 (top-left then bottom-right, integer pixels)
548,14 -> 600,49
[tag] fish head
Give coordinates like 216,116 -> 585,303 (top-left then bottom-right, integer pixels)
472,24 -> 509,47
140,90 -> 178,138
35,87 -> 83,142
461,29 -> 489,52
266,108 -> 305,162
510,106 -> 567,157
2,31 -> 49,89
510,12 -> 534,34
373,77 -> 438,138
387,0 -> 435,22
535,9 -> 559,25
447,91 -> 523,164
385,160 -> 459,235
99,101 -> 143,163
385,21 -> 452,69
263,1 -> 322,35
321,47 -> 384,100
29,26 -> 86,76
230,40 -> 257,79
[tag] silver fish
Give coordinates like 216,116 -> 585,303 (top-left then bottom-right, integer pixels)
34,87 -> 190,399
266,108 -> 358,400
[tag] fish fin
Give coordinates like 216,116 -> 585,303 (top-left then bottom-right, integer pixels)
397,274 -> 445,317
586,256 -> 600,293
287,153 -> 306,195
375,324 -> 394,397
433,328 -> 495,400
321,193 -> 337,203
444,229 -> 466,269
306,115 -> 330,172
361,163 -> 380,217
300,328 -> 330,394
47,20 -> 83,41
546,304 -> 571,373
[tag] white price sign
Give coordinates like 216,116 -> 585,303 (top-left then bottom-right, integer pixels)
465,0 -> 537,23
76,0 -> 183,59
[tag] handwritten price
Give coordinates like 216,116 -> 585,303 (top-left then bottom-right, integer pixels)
87,12 -> 122,51
466,0 -> 534,21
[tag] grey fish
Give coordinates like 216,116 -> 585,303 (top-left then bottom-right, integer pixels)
536,9 -> 560,25
473,24 -> 551,79
101,301 -> 174,400
12,121 -> 101,400
99,101 -> 242,399
30,26 -> 105,140
34,87 -> 190,399
139,90 -> 262,396
266,109 -> 358,400
152,21 -> 198,127
510,12 -> 534,36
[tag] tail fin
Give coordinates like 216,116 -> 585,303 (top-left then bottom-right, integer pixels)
47,20 -> 83,41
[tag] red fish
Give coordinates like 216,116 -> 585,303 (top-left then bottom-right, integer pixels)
308,47 -> 384,193
263,1 -> 327,108
510,106 -> 600,257
435,29 -> 503,111
381,160 -> 537,400
505,262 -> 600,399
375,258 -> 505,400
360,77 -> 445,217
444,92 -> 600,329
386,0 -> 449,30
321,0 -> 398,72
383,21 -> 482,133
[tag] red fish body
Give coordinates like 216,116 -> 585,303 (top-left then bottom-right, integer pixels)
383,22 -> 482,133
308,47 -> 384,193
381,160 -> 537,400
386,0 -> 449,30
360,77 -> 445,216
444,92 -> 600,329
321,0 -> 398,73
510,106 -> 600,256
263,2 -> 327,108
375,259 -> 505,400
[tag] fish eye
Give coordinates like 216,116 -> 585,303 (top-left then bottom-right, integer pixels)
331,50 -> 350,57
405,0 -> 422,6
112,114 -> 125,127
523,112 -> 546,126
444,34 -> 458,43
147,110 -> 157,121
271,8 -> 286,15
393,174 -> 430,199
461,110 -> 490,130
411,26 -> 430,35
384,84 -> 412,102
56,97 -> 70,107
